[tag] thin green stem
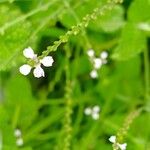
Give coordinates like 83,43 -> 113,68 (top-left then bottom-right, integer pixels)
39,0 -> 123,59
63,0 -> 91,49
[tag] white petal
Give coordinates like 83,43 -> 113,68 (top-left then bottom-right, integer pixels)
93,105 -> 100,113
33,66 -> 45,78
109,135 -> 116,143
100,51 -> 108,59
16,138 -> 24,146
92,112 -> 99,120
23,47 -> 35,59
40,56 -> 54,67
90,70 -> 98,78
84,107 -> 92,115
14,129 -> 22,138
19,64 -> 31,75
87,49 -> 95,57
118,143 -> 127,150
93,58 -> 102,69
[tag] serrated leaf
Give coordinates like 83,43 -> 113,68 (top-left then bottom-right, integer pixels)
112,23 -> 146,60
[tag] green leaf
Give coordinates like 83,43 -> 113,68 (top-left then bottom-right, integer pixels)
0,5 -> 32,71
112,23 -> 146,60
128,0 -> 150,23
5,75 -> 38,129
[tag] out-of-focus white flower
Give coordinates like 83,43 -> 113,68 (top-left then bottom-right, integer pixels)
19,47 -> 54,78
93,58 -> 102,69
14,129 -> 22,138
87,49 -> 95,57
109,135 -> 127,150
92,112 -> 99,120
93,105 -> 100,113
16,138 -> 24,147
84,105 -> 100,120
84,107 -> 92,115
100,51 -> 108,59
87,49 -> 108,79
90,70 -> 98,78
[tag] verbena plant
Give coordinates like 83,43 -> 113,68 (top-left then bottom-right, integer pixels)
0,0 -> 150,150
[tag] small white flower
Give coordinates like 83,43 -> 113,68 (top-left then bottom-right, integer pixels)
19,64 -> 32,75
100,51 -> 108,59
14,129 -> 22,138
85,105 -> 100,120
93,58 -> 102,69
109,135 -> 116,143
92,112 -> 99,120
87,49 -> 108,78
33,65 -> 45,78
118,143 -> 127,150
19,47 -> 54,78
16,138 -> 24,147
87,49 -> 95,57
90,70 -> 98,78
40,56 -> 54,67
93,105 -> 100,113
109,135 -> 127,150
84,107 -> 92,115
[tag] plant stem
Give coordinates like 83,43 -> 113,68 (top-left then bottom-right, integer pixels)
144,45 -> 150,101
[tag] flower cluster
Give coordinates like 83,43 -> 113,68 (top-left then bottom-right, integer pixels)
109,135 -> 127,150
84,105 -> 100,120
87,49 -> 108,78
14,129 -> 24,147
19,47 -> 54,78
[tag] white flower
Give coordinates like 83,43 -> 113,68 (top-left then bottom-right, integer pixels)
87,49 -> 95,57
84,107 -> 92,115
93,58 -> 102,69
93,105 -> 100,113
16,138 -> 24,147
90,70 -> 98,78
87,49 -> 108,78
109,135 -> 116,143
118,143 -> 127,150
85,105 -> 100,120
14,129 -> 22,138
92,112 -> 99,120
100,51 -> 108,59
19,47 -> 54,78
19,64 -> 32,75
109,135 -> 127,150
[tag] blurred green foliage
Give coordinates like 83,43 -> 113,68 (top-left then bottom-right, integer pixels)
0,0 -> 150,150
